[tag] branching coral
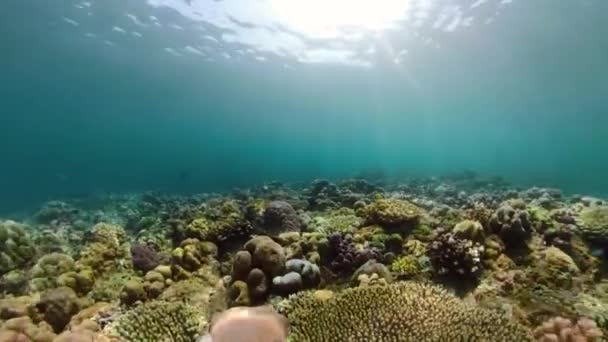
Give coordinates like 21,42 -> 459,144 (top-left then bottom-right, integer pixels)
105,301 -> 203,342
390,255 -> 421,278
281,281 -> 531,341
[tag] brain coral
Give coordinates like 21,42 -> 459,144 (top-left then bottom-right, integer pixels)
106,301 -> 203,342
281,282 -> 531,341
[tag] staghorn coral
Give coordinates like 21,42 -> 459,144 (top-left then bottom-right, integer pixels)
577,206 -> 608,242
281,281 -> 531,341
0,220 -> 36,276
105,301 -> 203,342
359,198 -> 424,230
533,316 -> 602,341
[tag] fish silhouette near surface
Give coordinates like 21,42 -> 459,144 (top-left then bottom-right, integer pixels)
199,307 -> 289,342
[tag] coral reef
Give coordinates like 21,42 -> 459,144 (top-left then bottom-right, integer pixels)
3,175 -> 608,340
281,282 -> 531,341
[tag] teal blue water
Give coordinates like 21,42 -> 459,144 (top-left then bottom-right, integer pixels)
1,0 -> 608,212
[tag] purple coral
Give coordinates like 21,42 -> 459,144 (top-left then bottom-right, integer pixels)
327,233 -> 382,274
130,244 -> 160,273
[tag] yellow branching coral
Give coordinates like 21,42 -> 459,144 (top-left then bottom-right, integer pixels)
105,301 -> 204,342
281,282 -> 532,341
390,255 -> 421,277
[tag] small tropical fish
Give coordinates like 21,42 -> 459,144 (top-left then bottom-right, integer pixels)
199,307 -> 289,342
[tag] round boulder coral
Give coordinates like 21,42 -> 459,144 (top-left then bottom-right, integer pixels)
281,281 -> 531,341
262,201 -> 303,236
359,198 -> 424,230
244,236 -> 285,278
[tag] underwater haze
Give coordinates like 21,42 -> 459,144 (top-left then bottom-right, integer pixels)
2,0 -> 608,214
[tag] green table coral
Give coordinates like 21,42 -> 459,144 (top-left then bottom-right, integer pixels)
281,281 -> 532,341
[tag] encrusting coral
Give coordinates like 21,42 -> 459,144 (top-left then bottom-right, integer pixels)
281,281 -> 532,341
